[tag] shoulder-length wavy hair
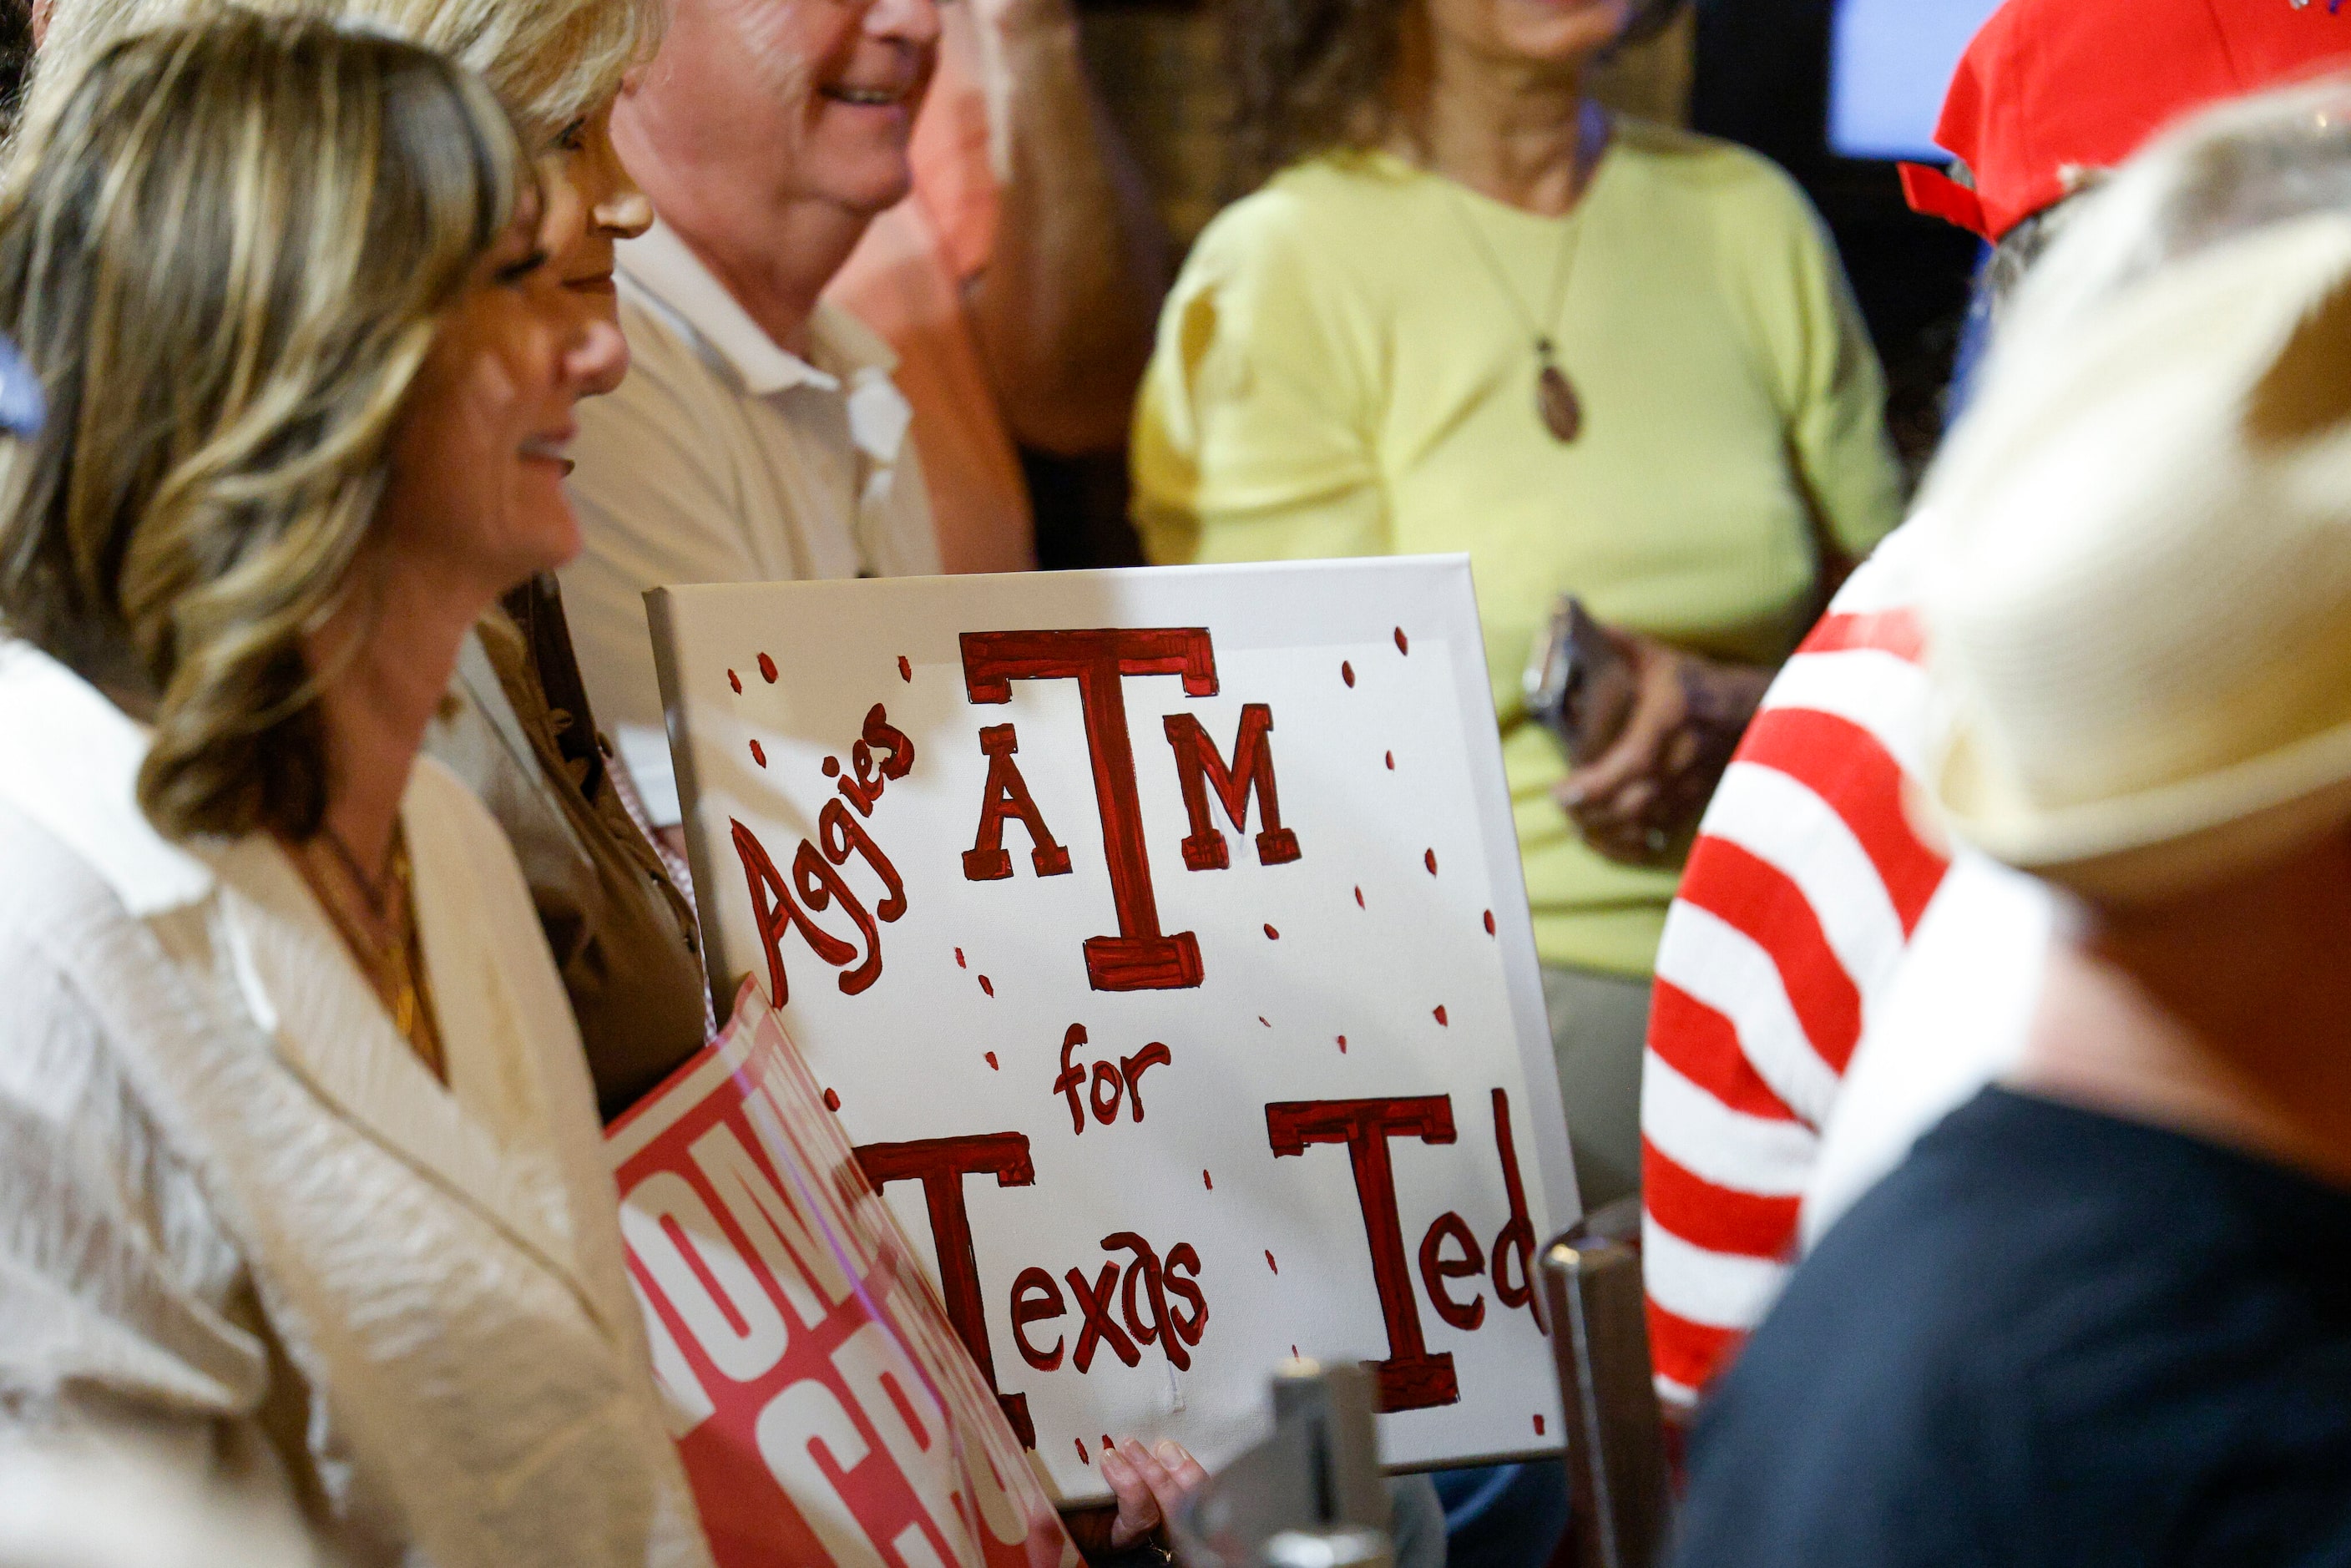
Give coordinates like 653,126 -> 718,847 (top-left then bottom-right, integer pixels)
0,13 -> 529,842
25,0 -> 659,150
1226,0 -> 1685,191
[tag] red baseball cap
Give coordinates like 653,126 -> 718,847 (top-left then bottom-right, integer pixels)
1901,0 -> 2351,240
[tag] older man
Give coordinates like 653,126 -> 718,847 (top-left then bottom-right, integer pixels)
559,0 -> 949,842
824,0 -> 1165,573
562,0 -> 1165,842
1671,150 -> 2351,1566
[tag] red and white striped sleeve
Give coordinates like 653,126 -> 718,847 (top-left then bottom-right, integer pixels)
1640,529 -> 1950,1409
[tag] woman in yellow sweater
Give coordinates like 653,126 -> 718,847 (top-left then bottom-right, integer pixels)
1133,0 -> 1901,1207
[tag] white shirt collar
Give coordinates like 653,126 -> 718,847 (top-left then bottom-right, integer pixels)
616,219 -> 898,399
0,640 -> 215,915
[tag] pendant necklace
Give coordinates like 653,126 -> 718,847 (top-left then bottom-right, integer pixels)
296,822 -> 447,1082
1442,100 -> 1610,444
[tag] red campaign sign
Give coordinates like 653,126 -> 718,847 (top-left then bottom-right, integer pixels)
609,987 -> 1078,1568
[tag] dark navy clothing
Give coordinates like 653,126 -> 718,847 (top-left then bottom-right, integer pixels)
1670,1088 -> 2351,1568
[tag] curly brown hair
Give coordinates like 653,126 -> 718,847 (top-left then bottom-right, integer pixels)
1225,0 -> 1686,191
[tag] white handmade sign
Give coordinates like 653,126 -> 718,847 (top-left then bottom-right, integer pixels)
647,559 -> 1577,1500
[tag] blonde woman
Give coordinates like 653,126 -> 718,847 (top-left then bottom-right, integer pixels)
0,18 -> 710,1566
28,0 -> 706,1119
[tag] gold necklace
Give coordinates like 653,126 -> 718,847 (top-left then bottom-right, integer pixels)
294,823 -> 446,1083
1439,100 -> 1610,444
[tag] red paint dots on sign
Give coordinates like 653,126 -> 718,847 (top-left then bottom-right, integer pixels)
984,1052 -> 999,1071
1259,1016 -> 1271,1028
822,756 -> 841,776
822,1088 -> 841,1111
1292,1345 -> 1300,1359
1433,1005 -> 1449,1026
757,652 -> 778,683
1075,1439 -> 1090,1465
1394,627 -> 1410,655
897,655 -> 912,683
978,975 -> 995,997
1341,660 -> 1355,687
749,739 -> 767,768
1354,886 -> 1366,908
1534,1414 -> 1546,1437
1425,848 -> 1439,875
1484,909 -> 1497,935
1337,1035 -> 1347,1053
954,948 -> 967,969
1265,1251 -> 1279,1274
727,669 -> 741,694
1203,1169 -> 1214,1191
1264,923 -> 1281,940
1385,751 -> 1396,771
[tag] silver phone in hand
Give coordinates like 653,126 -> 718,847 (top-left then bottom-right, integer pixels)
1523,595 -> 1638,768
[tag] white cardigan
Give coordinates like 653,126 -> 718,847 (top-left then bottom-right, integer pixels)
0,641 -> 712,1568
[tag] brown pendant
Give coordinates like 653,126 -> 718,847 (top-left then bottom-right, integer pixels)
1536,359 -> 1582,443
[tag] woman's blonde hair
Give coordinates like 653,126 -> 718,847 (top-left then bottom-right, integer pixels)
25,0 -> 657,149
0,12 -> 529,841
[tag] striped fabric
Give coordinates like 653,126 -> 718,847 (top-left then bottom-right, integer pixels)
1640,529 -> 1949,1409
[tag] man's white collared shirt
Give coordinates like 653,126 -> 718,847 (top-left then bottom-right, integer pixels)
561,220 -> 941,824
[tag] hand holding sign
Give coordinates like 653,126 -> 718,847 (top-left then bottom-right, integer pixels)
1100,1439 -> 1211,1548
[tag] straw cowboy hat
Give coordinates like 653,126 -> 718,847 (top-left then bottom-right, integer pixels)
1920,211 -> 2351,902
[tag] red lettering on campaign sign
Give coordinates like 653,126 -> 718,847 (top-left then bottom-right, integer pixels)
854,1132 -> 1039,1449
963,724 -> 1072,882
1417,1212 -> 1486,1331
1054,1027 -> 1173,1134
1266,1096 -> 1461,1410
731,706 -> 913,1008
1011,1267 -> 1066,1371
961,629 -> 1216,993
1163,704 -> 1302,872
1065,1262 -> 1138,1373
733,819 -> 857,1006
1487,1089 -> 1544,1333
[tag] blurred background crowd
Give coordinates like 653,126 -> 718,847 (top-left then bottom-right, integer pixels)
2,0 -> 2348,1564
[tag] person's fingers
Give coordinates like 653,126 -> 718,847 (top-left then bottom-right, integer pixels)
1610,777 -> 1660,824
1105,1448 -> 1170,1542
1560,713 -> 1666,810
1132,1439 -> 1204,1528
1660,724 -> 1703,780
1098,1444 -> 1157,1545
1154,1439 -> 1211,1496
1560,643 -> 1688,811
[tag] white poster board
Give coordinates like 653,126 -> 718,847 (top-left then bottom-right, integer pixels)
648,559 -> 1578,1500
